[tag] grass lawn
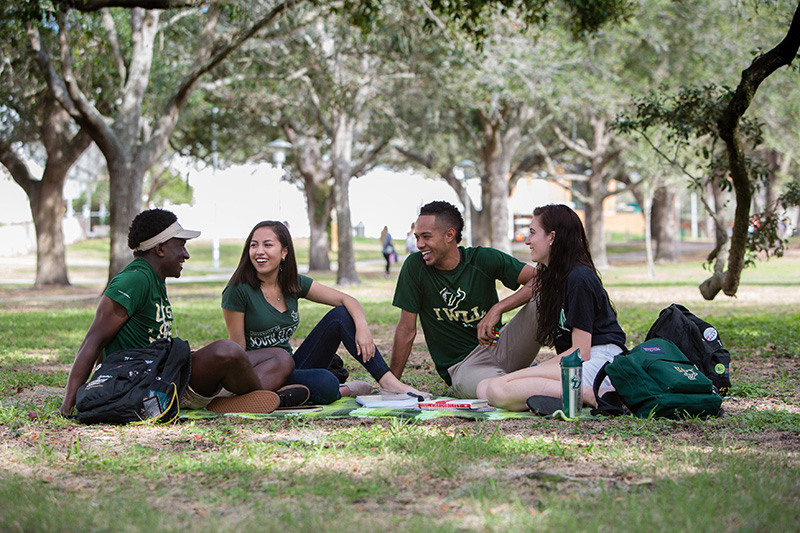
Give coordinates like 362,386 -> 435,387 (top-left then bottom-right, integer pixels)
0,240 -> 798,531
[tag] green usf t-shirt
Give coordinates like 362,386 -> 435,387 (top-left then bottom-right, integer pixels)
393,247 -> 525,384
103,258 -> 174,357
221,275 -> 314,353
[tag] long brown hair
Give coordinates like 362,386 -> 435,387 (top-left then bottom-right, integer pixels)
532,204 -> 610,346
227,221 -> 301,294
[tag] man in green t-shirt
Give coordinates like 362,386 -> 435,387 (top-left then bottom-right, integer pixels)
391,201 -> 542,398
60,209 -> 298,416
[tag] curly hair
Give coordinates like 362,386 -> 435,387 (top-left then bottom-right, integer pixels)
128,209 -> 177,256
227,221 -> 300,295
532,204 -> 612,347
419,201 -> 464,243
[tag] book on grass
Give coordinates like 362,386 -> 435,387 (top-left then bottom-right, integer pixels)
355,393 -> 420,409
418,398 -> 490,411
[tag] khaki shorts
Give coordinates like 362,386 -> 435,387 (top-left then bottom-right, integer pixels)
179,386 -> 234,410
448,298 -> 541,398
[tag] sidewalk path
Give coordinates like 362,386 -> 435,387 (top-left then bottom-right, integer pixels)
0,241 -> 714,286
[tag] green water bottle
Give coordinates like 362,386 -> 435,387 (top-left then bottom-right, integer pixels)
560,349 -> 583,418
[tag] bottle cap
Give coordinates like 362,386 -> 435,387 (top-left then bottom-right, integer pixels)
560,348 -> 582,368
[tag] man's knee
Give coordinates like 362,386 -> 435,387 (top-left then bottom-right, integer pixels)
196,339 -> 251,371
451,374 -> 480,399
252,347 -> 295,372
274,350 -> 295,374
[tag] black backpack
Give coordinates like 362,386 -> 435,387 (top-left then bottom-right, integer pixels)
645,304 -> 731,395
75,337 -> 192,424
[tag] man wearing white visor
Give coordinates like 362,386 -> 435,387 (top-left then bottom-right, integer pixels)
60,209 -> 301,415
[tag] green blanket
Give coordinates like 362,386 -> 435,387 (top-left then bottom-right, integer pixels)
179,397 -> 600,421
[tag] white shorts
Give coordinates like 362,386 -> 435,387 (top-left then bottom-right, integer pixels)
582,344 -> 624,389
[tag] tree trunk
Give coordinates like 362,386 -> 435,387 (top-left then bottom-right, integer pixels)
32,176 -> 71,286
584,200 -> 608,268
332,115 -> 359,285
34,4 -> 300,283
652,186 -> 678,263
698,182 -> 731,300
488,168 -> 511,253
472,200 -> 491,247
642,191 -> 655,279
551,117 -> 622,269
712,2 -> 800,298
476,105 -> 532,254
333,174 -> 358,284
284,127 -> 334,271
0,95 -> 91,287
107,160 -> 143,279
0,148 -> 73,287
306,180 -> 332,271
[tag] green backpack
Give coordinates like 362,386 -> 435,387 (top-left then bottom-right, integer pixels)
593,338 -> 723,419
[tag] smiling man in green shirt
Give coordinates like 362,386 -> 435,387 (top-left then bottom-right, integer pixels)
390,201 -> 542,398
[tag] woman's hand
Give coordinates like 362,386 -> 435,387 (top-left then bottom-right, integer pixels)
355,328 -> 376,362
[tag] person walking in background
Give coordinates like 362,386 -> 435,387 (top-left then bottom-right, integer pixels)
477,204 -> 626,412
405,222 -> 418,254
380,225 -> 395,277
222,221 -> 429,405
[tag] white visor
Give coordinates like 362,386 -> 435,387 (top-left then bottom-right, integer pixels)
134,221 -> 201,252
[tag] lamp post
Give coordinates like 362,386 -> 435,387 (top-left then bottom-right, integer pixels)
268,139 -> 292,219
456,159 -> 476,247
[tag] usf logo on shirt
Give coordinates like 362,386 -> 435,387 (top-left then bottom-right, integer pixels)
439,287 -> 466,308
150,301 -> 174,342
432,286 -> 485,326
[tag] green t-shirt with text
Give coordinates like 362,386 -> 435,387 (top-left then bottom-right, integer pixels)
221,274 -> 314,353
103,258 -> 174,357
392,247 -> 525,384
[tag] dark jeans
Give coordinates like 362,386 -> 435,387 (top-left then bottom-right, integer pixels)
284,306 -> 391,404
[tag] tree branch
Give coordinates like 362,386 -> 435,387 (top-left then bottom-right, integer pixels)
0,141 -> 37,197
144,0 -> 308,169
717,1 -> 800,297
553,124 -> 592,159
101,8 -> 127,86
351,138 -> 390,178
54,0 -> 195,11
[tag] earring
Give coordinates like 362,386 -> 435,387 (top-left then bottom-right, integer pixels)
280,258 -> 284,272
549,242 -> 553,246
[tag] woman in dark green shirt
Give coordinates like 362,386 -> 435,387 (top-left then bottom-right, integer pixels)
223,221 -> 428,404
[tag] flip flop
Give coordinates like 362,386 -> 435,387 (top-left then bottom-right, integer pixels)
525,395 -> 562,416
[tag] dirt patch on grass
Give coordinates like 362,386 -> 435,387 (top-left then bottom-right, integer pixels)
2,253 -> 800,522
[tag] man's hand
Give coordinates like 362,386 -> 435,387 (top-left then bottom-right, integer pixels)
477,305 -> 502,345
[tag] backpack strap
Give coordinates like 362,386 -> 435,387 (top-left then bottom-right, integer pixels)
590,361 -> 624,416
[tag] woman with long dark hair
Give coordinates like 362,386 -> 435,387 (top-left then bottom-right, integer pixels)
222,221 -> 428,405
476,204 -> 626,412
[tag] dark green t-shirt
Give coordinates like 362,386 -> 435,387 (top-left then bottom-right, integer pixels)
392,247 -> 526,383
221,274 -> 314,353
103,258 -> 174,357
